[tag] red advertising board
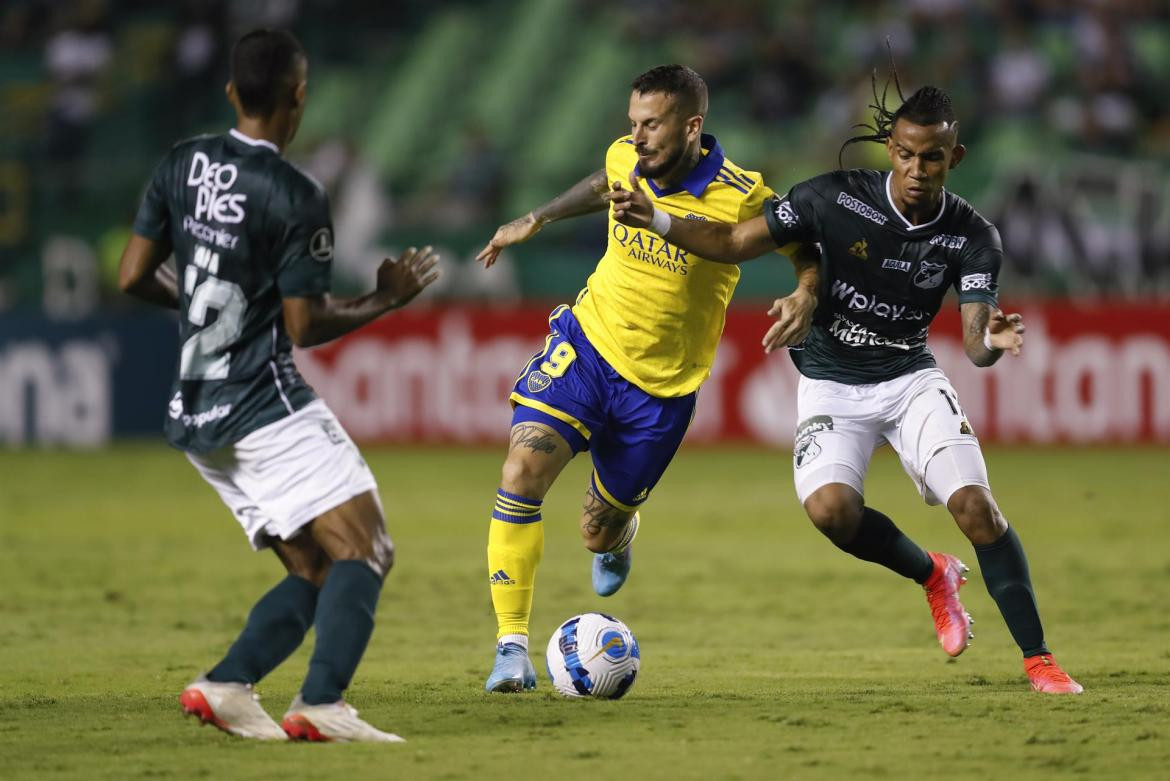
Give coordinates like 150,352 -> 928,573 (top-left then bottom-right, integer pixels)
296,302 -> 1170,445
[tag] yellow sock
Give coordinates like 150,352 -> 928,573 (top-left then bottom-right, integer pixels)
488,489 -> 544,639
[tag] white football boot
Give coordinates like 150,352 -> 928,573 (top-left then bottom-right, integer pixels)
282,695 -> 405,743
179,676 -> 287,740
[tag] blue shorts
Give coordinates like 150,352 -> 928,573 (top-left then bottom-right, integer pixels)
510,306 -> 696,511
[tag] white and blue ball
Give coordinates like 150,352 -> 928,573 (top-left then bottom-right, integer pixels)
545,612 -> 639,699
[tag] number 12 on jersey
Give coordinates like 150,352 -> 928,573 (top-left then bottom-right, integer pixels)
180,245 -> 246,380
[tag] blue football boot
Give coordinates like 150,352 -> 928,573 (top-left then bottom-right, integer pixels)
484,642 -> 537,693
592,512 -> 638,597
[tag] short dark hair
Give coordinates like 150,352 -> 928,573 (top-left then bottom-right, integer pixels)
230,29 -> 305,117
631,64 -> 708,117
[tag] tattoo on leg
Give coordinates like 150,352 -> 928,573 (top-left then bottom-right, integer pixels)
510,424 -> 559,454
581,486 -> 630,537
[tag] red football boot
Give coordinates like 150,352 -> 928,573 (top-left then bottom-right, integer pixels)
923,552 -> 974,657
1025,654 -> 1084,694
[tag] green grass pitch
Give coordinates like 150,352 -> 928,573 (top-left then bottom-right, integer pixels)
1,444 -> 1167,779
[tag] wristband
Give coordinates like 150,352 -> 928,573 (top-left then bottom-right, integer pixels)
649,207 -> 672,236
983,327 -> 998,352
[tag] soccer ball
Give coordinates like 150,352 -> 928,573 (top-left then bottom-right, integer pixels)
545,612 -> 640,699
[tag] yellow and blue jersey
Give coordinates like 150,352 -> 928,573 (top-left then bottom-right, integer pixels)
572,133 -> 774,397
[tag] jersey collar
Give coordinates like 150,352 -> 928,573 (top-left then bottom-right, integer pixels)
228,128 -> 280,154
636,133 -> 724,199
884,172 -> 946,231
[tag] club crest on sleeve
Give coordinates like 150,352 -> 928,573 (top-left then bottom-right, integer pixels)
527,371 -> 552,393
309,227 -> 333,261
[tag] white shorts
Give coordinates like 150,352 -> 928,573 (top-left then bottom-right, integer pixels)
792,368 -> 990,507
187,400 -> 378,550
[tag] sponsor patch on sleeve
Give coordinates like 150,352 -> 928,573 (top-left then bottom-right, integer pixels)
960,272 -> 992,291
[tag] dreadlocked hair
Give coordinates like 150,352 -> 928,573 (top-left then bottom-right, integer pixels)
838,62 -> 956,168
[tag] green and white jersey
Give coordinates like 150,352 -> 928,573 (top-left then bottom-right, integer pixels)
764,169 -> 1001,385
133,129 -> 333,452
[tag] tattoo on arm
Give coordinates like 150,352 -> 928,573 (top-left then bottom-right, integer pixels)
532,169 -> 609,225
581,486 -> 631,537
964,303 -> 1001,367
510,424 -> 559,454
967,304 -> 988,342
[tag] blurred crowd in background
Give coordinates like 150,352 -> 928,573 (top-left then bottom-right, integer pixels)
1,0 -> 1168,319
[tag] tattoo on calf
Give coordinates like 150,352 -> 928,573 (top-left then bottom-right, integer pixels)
510,424 -> 559,454
581,486 -> 630,537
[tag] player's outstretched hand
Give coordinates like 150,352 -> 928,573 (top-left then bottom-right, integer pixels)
476,213 -> 542,269
762,288 -> 817,354
602,171 -> 654,228
377,245 -> 440,308
987,308 -> 1025,355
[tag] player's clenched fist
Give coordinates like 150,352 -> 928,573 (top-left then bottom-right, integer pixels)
377,245 -> 441,308
603,172 -> 654,228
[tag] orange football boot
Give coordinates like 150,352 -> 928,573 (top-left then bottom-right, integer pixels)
1025,654 -> 1084,694
923,552 -> 974,657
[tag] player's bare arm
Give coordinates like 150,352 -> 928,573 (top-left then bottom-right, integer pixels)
118,234 -> 179,309
603,171 -> 777,263
476,168 -> 609,268
960,301 -> 1024,366
283,245 -> 439,347
762,244 -> 820,353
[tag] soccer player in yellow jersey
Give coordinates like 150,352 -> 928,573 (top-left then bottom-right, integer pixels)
475,65 -> 818,692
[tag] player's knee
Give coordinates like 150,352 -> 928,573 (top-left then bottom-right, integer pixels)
368,527 -> 395,579
803,489 -> 864,545
947,486 -> 1006,545
500,453 -> 553,498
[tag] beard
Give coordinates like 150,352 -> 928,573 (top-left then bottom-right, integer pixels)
637,144 -> 687,179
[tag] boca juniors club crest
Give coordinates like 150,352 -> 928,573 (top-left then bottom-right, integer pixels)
526,370 -> 552,393
913,260 -> 947,289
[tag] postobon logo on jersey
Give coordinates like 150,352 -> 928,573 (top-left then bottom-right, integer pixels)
188,152 -> 247,224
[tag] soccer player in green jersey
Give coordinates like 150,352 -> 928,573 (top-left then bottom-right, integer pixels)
119,29 -> 440,740
606,80 -> 1082,694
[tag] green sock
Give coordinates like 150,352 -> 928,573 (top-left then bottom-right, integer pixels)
206,575 -> 318,684
300,560 -> 383,705
974,526 -> 1049,657
838,507 -> 935,583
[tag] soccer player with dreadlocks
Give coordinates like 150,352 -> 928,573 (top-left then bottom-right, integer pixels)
605,71 -> 1082,694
